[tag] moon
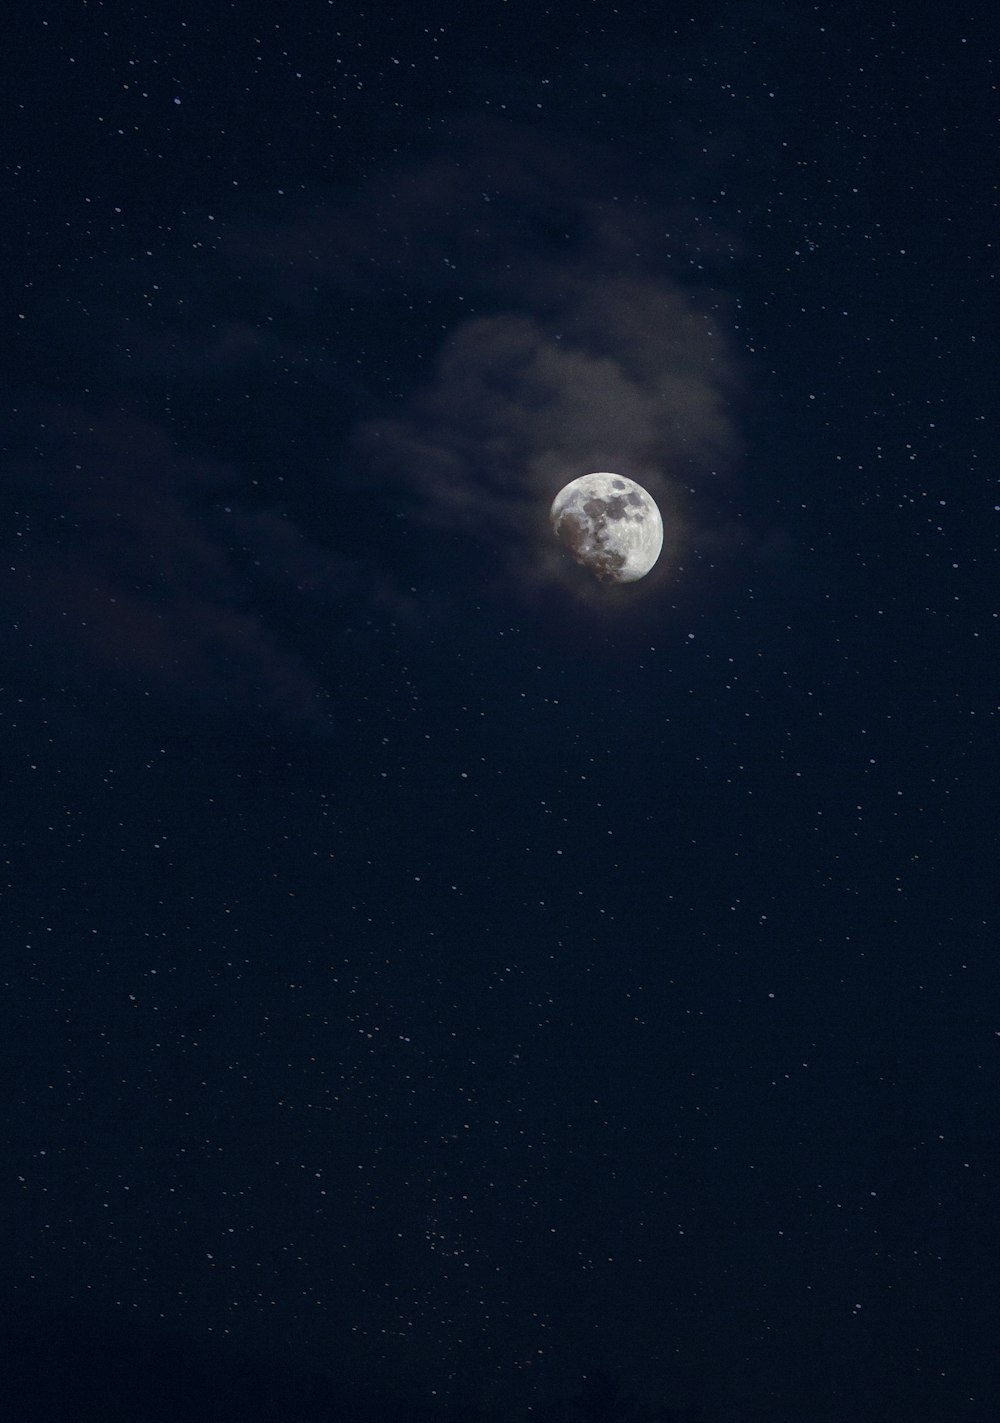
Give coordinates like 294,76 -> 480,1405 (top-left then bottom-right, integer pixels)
550,473 -> 663,583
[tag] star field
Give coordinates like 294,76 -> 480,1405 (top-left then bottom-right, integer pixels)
3,3 -> 998,1421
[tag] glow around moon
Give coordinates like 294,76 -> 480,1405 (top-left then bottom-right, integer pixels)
550,473 -> 663,584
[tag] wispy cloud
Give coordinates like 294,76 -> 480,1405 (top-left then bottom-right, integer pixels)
357,273 -> 740,587
351,175 -> 740,605
4,407 -> 331,732
245,117 -> 744,601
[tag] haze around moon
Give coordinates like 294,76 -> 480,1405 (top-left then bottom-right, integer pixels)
550,473 -> 664,584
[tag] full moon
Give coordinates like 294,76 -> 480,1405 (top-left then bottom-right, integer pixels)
550,472 -> 663,584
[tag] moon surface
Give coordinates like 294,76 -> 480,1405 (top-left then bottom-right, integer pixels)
550,473 -> 663,583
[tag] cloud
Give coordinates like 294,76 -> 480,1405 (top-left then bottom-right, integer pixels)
359,278 -> 738,541
339,130 -> 743,601
227,118 -> 744,616
2,407 -> 332,734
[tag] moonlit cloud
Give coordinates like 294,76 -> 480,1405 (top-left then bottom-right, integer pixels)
356,271 -> 740,588
311,118 -> 745,597
3,408 -> 331,733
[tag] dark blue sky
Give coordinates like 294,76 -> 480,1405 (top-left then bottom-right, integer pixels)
2,2 -> 997,1420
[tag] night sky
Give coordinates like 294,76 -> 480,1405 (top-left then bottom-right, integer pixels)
3,2 -> 998,1421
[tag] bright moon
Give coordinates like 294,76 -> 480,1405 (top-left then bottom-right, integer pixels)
550,472 -> 663,584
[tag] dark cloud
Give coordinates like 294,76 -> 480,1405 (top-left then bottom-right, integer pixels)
238,118 -> 745,603
356,274 -> 740,595
3,407 -> 332,734
337,128 -> 744,604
